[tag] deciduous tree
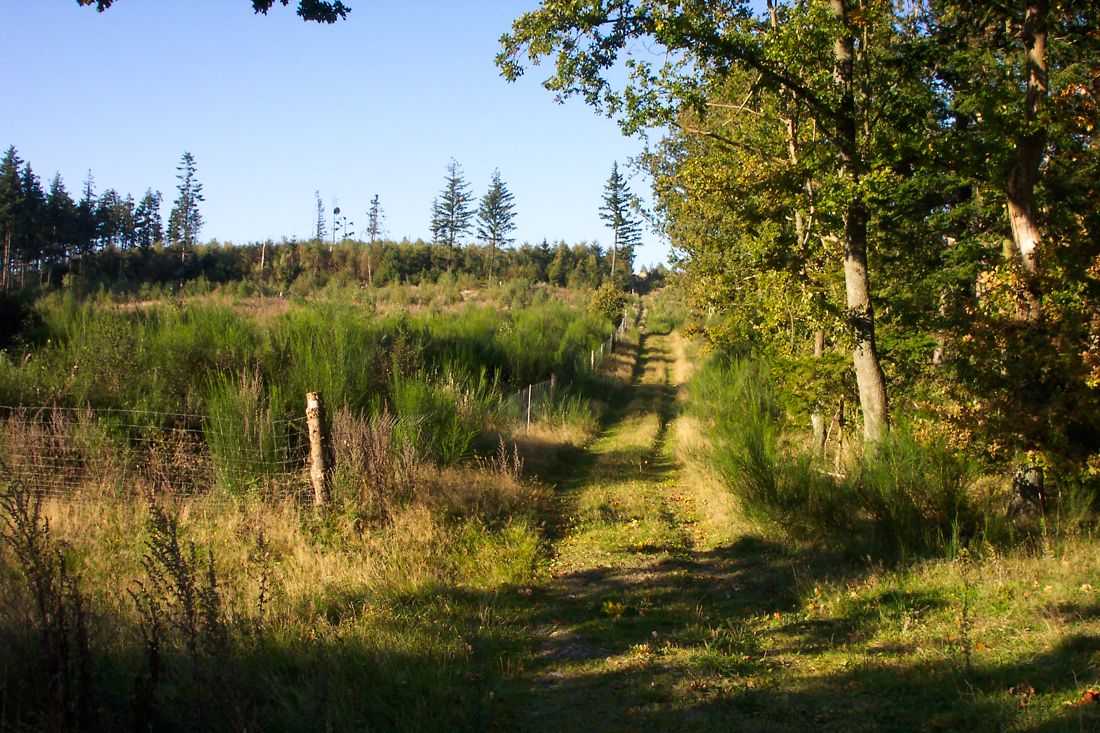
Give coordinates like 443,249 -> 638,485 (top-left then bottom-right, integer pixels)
77,0 -> 351,23
498,0 -> 901,441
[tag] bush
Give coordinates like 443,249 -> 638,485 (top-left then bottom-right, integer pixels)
690,353 -> 988,558
588,283 -> 629,325
204,371 -> 293,495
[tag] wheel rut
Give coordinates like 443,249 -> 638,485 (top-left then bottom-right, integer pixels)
501,327 -> 707,731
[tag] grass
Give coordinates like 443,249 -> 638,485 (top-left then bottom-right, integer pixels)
686,352 -> 1020,559
0,469 -> 550,731
0,284 -> 626,731
0,285 -> 612,416
0,286 -> 617,506
486,325 -> 1100,733
4,292 -> 1099,731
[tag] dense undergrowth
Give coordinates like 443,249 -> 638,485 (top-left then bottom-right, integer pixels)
687,351 -> 1095,559
0,284 -> 639,731
0,284 -> 617,495
1,284 -> 610,413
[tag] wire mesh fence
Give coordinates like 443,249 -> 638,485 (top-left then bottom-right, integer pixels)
0,404 -> 310,499
1,305 -> 637,496
505,313 -> 631,430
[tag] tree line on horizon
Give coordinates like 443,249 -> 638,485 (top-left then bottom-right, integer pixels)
0,144 -> 650,295
426,157 -> 643,284
0,148 -> 205,290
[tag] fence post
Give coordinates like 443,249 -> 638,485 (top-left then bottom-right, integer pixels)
590,349 -> 595,371
526,383 -> 533,433
306,391 -> 332,508
550,373 -> 557,402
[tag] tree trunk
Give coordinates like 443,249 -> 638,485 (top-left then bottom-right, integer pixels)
1,231 -> 9,291
831,0 -> 889,443
783,105 -> 827,454
610,228 -> 618,277
811,329 -> 827,454
1005,0 -> 1048,322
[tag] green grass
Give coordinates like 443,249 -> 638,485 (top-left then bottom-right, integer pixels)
6,297 -> 1098,732
0,288 -> 614,479
485,327 -> 1100,733
687,353 -> 1013,558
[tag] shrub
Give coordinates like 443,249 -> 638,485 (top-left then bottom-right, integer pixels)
588,283 -> 629,325
690,353 -> 987,558
204,371 -> 293,495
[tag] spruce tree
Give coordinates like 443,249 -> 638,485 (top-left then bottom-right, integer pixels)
133,189 -> 163,250
366,194 -> 384,243
96,188 -> 123,249
431,159 -> 474,248
18,164 -> 45,287
548,241 -> 571,286
0,147 -> 25,290
314,190 -> 326,243
167,151 -> 204,261
599,161 -> 641,278
476,169 -> 516,281
44,173 -> 76,270
74,172 -> 98,261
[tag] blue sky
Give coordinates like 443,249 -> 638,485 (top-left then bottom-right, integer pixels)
0,0 -> 671,267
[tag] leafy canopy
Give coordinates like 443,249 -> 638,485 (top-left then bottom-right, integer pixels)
77,0 -> 351,23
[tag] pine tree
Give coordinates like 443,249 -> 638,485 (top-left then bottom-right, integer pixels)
0,147 -> 25,290
366,194 -> 384,243
476,169 -> 516,281
431,159 -> 473,248
599,161 -> 641,279
314,190 -> 326,243
133,189 -> 163,250
167,151 -> 204,261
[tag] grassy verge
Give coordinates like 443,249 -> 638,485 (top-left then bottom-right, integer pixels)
669,347 -> 1100,731
491,323 -> 1100,732
0,287 -> 631,731
0,463 -> 546,731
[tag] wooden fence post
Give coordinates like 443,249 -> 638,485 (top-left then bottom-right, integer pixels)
526,384 -> 533,433
590,349 -> 595,371
306,391 -> 332,508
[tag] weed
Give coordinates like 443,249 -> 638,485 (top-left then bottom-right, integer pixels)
133,501 -> 226,661
332,406 -> 418,524
689,354 -> 993,558
0,482 -> 95,731
956,548 -> 975,674
250,527 -> 272,633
